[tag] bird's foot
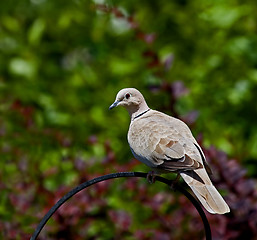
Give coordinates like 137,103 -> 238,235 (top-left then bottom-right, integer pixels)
147,171 -> 157,184
170,174 -> 181,191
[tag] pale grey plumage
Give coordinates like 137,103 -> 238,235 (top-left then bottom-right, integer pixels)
109,88 -> 230,214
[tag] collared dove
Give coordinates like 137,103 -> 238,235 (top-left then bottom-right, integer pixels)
109,88 -> 230,214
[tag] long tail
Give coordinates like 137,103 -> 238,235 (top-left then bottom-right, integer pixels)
180,169 -> 230,214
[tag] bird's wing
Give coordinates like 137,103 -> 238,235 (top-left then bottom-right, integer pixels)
151,137 -> 203,171
129,112 -> 203,171
146,110 -> 212,172
129,110 -> 204,170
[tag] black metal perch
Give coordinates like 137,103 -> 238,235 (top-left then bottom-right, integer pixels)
30,172 -> 212,240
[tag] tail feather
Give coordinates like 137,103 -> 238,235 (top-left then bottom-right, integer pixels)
190,184 -> 230,214
181,169 -> 230,214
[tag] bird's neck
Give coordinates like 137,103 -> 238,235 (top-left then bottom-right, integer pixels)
129,102 -> 150,121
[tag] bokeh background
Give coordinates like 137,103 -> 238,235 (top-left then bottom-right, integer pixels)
1,0 -> 257,239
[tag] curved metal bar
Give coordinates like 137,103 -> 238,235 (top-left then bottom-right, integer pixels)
30,172 -> 212,240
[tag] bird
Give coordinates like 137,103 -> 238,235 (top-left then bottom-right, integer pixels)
109,87 -> 230,214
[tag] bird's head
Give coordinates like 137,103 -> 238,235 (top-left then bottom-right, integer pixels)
109,88 -> 149,118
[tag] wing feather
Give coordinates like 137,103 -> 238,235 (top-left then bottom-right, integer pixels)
151,137 -> 203,171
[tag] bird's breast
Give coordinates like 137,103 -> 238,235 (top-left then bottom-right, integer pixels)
128,121 -> 158,168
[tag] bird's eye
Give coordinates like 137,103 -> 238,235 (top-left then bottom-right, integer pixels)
125,93 -> 131,99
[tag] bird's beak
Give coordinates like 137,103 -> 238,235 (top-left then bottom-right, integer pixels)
109,100 -> 120,110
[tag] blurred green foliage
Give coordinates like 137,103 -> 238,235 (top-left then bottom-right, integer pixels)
0,0 -> 257,239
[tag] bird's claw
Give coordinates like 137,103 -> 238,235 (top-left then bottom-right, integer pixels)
147,171 -> 157,184
170,174 -> 181,191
